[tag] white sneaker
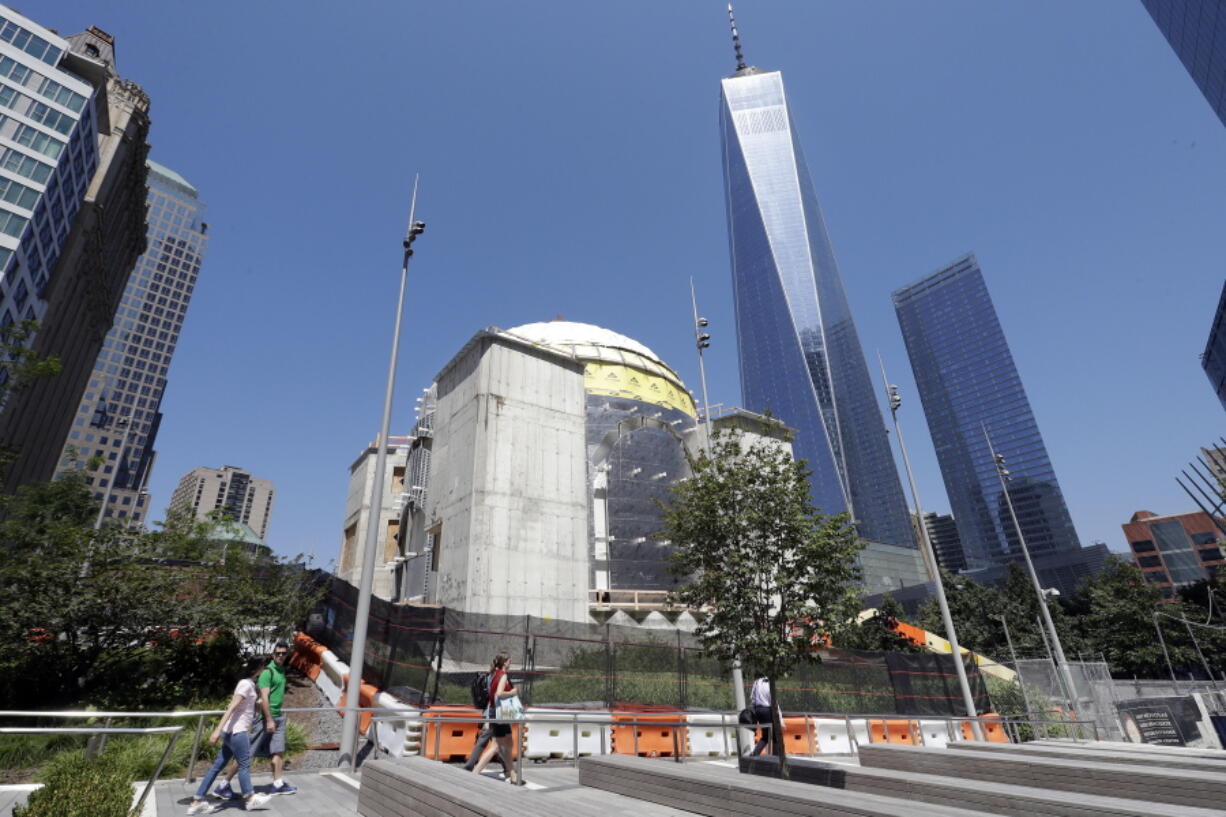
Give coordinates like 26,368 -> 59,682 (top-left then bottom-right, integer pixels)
244,793 -> 273,810
186,800 -> 218,815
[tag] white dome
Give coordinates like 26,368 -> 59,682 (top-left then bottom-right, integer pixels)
504,321 -> 662,364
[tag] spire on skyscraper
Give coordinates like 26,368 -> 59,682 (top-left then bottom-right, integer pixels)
727,4 -> 747,72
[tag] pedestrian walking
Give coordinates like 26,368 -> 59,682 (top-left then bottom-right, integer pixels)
748,675 -> 777,757
215,642 -> 296,799
471,651 -> 524,785
464,664 -> 511,778
186,657 -> 274,813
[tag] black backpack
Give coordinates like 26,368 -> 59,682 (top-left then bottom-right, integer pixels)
470,671 -> 490,710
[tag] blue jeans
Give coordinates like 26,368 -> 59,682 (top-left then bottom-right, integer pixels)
195,730 -> 253,799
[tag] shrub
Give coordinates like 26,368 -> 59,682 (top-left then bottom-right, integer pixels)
15,752 -> 132,817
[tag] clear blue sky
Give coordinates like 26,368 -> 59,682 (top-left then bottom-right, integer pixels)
39,1 -> 1226,563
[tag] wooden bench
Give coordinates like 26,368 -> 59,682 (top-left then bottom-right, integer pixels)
951,739 -> 1226,772
580,753 -> 998,817
859,743 -> 1226,811
739,752 -> 1223,817
1043,739 -> 1226,762
359,756 -> 566,817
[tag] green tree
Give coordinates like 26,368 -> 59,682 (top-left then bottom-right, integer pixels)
0,473 -> 323,708
1068,558 -> 1199,678
838,594 -> 922,653
661,429 -> 864,778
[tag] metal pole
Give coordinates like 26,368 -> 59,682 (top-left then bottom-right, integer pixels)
93,410 -> 133,529
339,175 -> 424,768
692,279 -> 751,748
186,714 -> 205,783
1181,612 -> 1216,685
999,614 -> 1035,728
879,357 -> 982,739
983,425 -> 1079,714
1153,612 -> 1179,691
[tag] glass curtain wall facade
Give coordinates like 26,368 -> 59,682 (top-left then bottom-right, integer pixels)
55,160 -> 207,525
719,65 -> 914,547
1142,0 -> 1226,129
892,253 -> 1081,568
1203,281 -> 1226,411
0,7 -> 98,329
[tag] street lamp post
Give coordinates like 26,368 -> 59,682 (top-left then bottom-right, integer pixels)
877,357 -> 983,739
983,426 -> 1080,713
338,176 -> 425,769
689,279 -> 749,746
94,410 -> 134,529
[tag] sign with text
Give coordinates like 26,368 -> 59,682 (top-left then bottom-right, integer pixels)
1117,697 -> 1203,746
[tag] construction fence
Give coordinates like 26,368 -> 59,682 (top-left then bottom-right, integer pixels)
310,575 -> 991,718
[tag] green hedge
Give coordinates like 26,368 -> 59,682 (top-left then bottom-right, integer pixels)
14,753 -> 132,817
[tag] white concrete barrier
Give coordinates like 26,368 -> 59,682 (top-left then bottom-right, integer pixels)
687,714 -> 735,757
813,717 -> 855,754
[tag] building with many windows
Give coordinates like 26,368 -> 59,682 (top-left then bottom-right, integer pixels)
915,511 -> 966,573
717,25 -> 914,548
1203,282 -> 1226,412
169,465 -> 275,541
1124,509 -> 1225,599
0,7 -> 98,326
0,17 -> 150,492
1142,0 -> 1226,129
54,160 -> 207,525
893,254 -> 1083,570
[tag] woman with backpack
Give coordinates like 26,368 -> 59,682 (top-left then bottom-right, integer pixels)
471,651 -> 524,785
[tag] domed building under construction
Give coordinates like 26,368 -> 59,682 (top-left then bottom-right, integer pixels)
372,320 -> 788,626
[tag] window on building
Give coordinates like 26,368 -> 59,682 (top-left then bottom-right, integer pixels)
1137,555 -> 1162,568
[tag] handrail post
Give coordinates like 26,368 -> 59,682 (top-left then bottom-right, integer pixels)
632,716 -> 639,756
97,717 -> 113,756
516,717 -> 524,785
132,729 -> 181,817
720,712 -> 729,758
186,714 -> 206,784
672,713 -> 682,763
845,716 -> 857,755
433,713 -> 442,761
572,712 -> 579,763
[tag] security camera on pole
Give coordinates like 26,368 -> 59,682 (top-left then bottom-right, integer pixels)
878,356 -> 983,739
983,424 -> 1080,713
338,177 -> 424,769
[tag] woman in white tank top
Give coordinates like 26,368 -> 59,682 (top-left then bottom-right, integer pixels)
187,658 -> 275,813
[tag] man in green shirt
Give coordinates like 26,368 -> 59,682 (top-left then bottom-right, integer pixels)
216,642 -> 297,797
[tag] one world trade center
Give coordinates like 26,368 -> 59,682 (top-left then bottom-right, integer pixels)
718,10 -> 914,548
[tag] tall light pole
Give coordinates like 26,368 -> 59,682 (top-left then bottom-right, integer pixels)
689,280 -> 749,743
338,176 -> 424,768
983,425 -> 1080,712
94,410 -> 134,529
877,356 -> 983,739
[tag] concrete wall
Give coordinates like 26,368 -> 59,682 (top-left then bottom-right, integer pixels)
338,442 -> 409,596
426,336 -> 589,620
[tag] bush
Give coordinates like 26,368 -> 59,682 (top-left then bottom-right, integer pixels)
15,752 -> 132,817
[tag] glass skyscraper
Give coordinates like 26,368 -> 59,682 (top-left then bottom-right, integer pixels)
719,54 -> 914,547
892,254 -> 1081,569
56,160 -> 208,525
1142,0 -> 1226,129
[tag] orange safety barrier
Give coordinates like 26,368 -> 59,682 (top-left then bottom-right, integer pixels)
980,713 -> 1010,743
611,713 -> 685,757
337,674 -> 379,736
420,705 -> 522,762
756,716 -> 816,755
869,719 -> 918,745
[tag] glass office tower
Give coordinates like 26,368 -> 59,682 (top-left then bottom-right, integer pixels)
56,160 -> 208,525
1142,0 -> 1226,129
892,254 -> 1081,568
719,61 -> 914,547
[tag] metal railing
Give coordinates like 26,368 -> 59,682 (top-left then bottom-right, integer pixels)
366,708 -> 1100,787
0,724 -> 183,816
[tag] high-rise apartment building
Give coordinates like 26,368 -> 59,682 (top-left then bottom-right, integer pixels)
1141,1 -> 1226,129
717,19 -> 914,547
53,160 -> 207,525
1203,282 -> 1226,411
0,8 -> 98,326
893,254 -> 1082,569
0,17 -> 150,491
169,466 -> 275,541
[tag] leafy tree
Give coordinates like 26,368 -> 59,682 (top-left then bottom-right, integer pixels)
838,594 -> 922,653
0,473 -> 323,708
1067,558 -> 1201,679
0,319 -> 62,397
661,428 -> 864,778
